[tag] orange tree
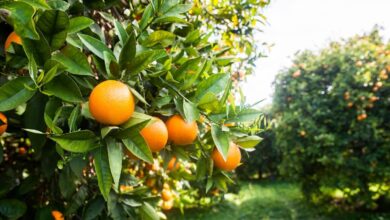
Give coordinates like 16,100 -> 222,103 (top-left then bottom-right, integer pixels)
0,0 -> 269,218
273,29 -> 390,210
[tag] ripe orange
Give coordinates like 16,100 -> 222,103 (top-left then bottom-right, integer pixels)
167,157 -> 180,171
51,210 -> 64,220
161,199 -> 174,210
212,142 -> 241,171
4,32 -> 22,50
0,113 -> 7,135
89,80 -> 135,125
161,189 -> 173,201
19,147 -> 27,155
141,118 -> 168,152
165,115 -> 198,145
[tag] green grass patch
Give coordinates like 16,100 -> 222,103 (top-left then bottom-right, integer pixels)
167,181 -> 390,220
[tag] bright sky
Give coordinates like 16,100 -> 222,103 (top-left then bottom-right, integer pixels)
244,0 -> 390,108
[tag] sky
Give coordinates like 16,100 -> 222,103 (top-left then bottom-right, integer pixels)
244,0 -> 390,107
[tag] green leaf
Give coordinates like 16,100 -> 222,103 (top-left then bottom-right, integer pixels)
18,0 -> 50,9
101,126 -> 119,139
68,105 -> 81,132
59,167 -> 76,198
94,147 -> 112,201
236,136 -> 263,148
184,30 -> 200,44
194,73 -> 229,103
161,3 -> 193,16
44,74 -> 83,103
139,4 -> 153,30
22,32 -> 51,66
183,100 -> 200,122
23,93 -> 47,157
122,135 -> 153,164
139,202 -> 159,220
50,130 -> 99,153
0,199 -> 27,219
225,109 -> 263,123
78,33 -> 114,59
41,64 -> 59,84
173,57 -> 202,80
47,0 -> 70,10
2,2 -> 39,40
0,77 -> 36,112
83,197 -> 105,220
114,20 -> 128,46
125,49 -> 166,75
106,137 -> 123,191
37,10 -> 69,50
68,17 -> 94,34
153,16 -> 188,25
119,32 -> 136,69
120,112 -> 153,129
129,87 -> 149,106
44,97 -> 63,134
211,124 -> 230,161
69,156 -> 87,178
142,30 -> 176,47
104,51 -> 120,79
52,44 -> 93,76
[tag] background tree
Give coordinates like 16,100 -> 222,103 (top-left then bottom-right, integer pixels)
273,29 -> 390,210
0,0 -> 269,219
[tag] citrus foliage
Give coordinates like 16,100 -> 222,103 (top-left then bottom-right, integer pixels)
0,0 -> 269,218
273,29 -> 390,210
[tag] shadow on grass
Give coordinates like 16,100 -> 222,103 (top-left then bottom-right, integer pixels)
167,181 -> 390,220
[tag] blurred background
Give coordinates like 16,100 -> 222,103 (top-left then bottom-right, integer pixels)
245,0 -> 390,107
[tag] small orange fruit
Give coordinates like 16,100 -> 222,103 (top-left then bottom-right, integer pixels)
212,142 -> 241,171
145,178 -> 156,188
51,210 -> 64,220
19,147 -> 27,155
292,70 -> 301,78
167,157 -> 180,171
89,80 -> 135,125
141,118 -> 168,152
0,113 -> 7,135
166,115 -> 198,145
161,199 -> 174,210
161,189 -> 173,201
5,32 -> 22,51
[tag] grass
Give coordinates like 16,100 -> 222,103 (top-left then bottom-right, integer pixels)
167,181 -> 390,220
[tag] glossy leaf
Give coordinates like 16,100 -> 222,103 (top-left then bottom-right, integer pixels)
78,34 -> 114,59
52,44 -> 93,76
125,49 -> 166,75
142,30 -> 176,47
0,77 -> 36,111
37,10 -> 69,50
2,2 -> 39,40
94,147 -> 112,201
68,17 -> 94,34
211,124 -> 230,161
50,130 -> 98,153
106,137 -> 123,190
44,74 -> 83,103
